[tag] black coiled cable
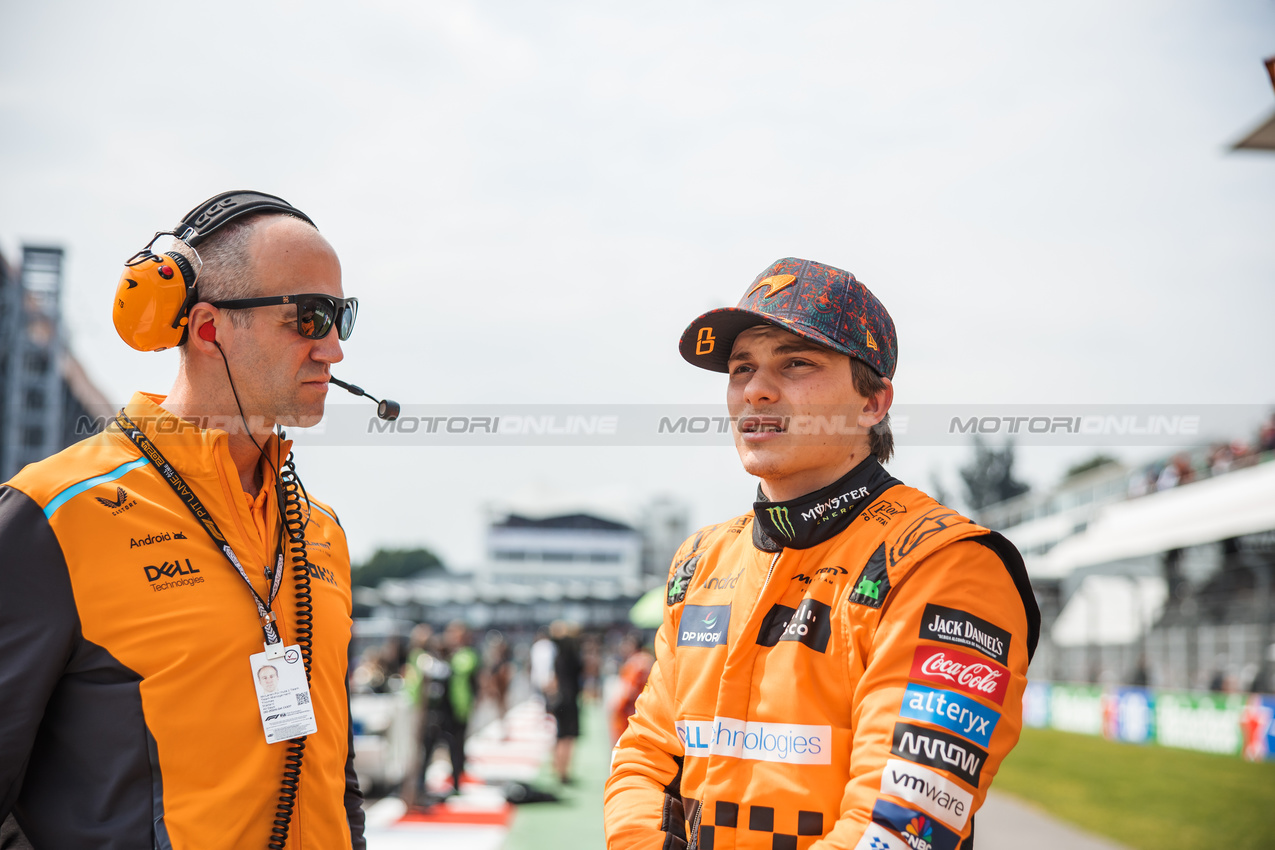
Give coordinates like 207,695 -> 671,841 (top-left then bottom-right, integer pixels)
267,450 -> 315,850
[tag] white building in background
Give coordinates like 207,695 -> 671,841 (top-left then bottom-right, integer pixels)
481,513 -> 643,583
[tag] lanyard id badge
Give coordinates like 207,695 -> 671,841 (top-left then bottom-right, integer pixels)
113,411 -> 317,742
250,645 -> 318,743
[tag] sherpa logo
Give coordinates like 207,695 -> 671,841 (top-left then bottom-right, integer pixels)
766,506 -> 796,539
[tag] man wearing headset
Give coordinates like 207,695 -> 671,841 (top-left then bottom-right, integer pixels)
0,192 -> 365,849
604,258 -> 1040,850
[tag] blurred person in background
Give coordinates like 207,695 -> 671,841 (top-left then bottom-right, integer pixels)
530,625 -> 557,704
605,258 -> 1041,850
406,622 -> 480,802
442,622 -> 481,796
1260,412 -> 1275,454
610,633 -> 655,745
548,620 -> 583,784
581,631 -> 603,702
482,630 -> 515,738
401,623 -> 435,806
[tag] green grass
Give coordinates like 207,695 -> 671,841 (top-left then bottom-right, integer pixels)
503,700 -> 608,849
994,727 -> 1275,850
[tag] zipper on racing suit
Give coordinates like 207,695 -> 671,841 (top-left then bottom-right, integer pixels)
687,798 -> 704,850
688,551 -> 784,850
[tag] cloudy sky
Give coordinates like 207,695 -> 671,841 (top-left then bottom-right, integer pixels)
2,1 -> 1273,567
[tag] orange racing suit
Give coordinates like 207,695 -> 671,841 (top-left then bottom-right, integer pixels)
0,392 -> 363,849
605,457 -> 1039,850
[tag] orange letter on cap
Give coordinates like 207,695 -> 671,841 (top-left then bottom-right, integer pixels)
696,327 -> 716,355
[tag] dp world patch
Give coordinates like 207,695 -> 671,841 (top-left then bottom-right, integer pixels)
678,604 -> 731,647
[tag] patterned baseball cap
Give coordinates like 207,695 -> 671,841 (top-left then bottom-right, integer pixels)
679,257 -> 898,378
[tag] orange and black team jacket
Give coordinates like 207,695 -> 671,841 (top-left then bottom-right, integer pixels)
0,393 -> 364,849
605,457 -> 1040,850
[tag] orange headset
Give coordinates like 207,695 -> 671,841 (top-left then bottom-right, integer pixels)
112,190 -> 316,352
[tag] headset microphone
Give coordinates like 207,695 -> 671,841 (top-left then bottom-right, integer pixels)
328,377 -> 400,421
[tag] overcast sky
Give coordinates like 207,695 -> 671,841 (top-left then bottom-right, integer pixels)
2,1 -> 1273,567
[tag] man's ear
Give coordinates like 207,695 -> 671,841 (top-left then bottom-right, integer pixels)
859,377 -> 894,428
187,304 -> 221,355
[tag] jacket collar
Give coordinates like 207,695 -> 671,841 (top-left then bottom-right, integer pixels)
121,392 -> 290,488
752,456 -> 899,551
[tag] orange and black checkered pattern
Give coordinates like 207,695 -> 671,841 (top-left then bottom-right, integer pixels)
697,801 -> 825,850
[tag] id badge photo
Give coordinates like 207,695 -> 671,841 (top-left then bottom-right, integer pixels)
249,645 -> 318,744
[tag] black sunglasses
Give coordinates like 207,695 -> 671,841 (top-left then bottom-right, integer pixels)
209,293 -> 358,341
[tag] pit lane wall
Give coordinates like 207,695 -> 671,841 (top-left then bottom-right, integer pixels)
1022,682 -> 1275,762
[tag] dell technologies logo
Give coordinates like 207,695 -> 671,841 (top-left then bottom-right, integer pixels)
143,559 -> 201,582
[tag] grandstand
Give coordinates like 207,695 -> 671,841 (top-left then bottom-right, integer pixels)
980,418 -> 1275,695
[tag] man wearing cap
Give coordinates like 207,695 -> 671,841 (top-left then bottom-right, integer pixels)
604,258 -> 1040,850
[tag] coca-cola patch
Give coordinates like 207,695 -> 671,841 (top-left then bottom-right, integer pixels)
909,645 -> 1010,706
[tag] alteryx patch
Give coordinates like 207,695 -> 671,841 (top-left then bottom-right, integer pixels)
666,553 -> 701,605
678,604 -> 731,647
849,543 -> 890,608
919,604 -> 1011,665
871,798 -> 961,850
756,598 -> 832,653
899,684 -> 1001,748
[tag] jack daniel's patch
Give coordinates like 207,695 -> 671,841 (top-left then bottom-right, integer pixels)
849,544 -> 890,608
667,553 -> 701,605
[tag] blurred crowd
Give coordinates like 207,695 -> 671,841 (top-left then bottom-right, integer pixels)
347,619 -> 656,806
1127,411 -> 1275,498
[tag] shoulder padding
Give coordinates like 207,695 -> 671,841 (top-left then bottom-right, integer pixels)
971,531 -> 1041,662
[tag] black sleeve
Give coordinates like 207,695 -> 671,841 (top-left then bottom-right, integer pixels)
343,670 -> 366,848
0,487 -> 80,820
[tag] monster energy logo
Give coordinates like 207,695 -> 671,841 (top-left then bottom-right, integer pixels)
766,506 -> 797,539
668,576 -> 685,603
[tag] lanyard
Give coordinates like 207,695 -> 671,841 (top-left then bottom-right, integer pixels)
114,411 -> 286,646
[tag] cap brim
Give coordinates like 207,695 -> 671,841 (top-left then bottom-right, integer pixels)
678,307 -> 854,372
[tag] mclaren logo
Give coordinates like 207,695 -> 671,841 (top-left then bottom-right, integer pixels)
748,274 -> 797,299
96,486 -> 137,516
766,506 -> 797,539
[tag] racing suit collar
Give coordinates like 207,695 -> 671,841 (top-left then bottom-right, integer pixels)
752,456 -> 899,551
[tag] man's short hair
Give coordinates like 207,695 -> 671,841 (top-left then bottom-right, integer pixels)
850,358 -> 894,464
257,664 -> 278,679
177,212 -> 313,346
